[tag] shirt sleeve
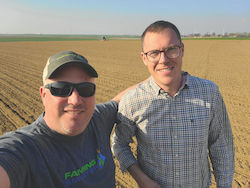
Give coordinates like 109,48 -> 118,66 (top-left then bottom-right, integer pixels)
0,133 -> 29,188
208,89 -> 234,188
111,96 -> 137,172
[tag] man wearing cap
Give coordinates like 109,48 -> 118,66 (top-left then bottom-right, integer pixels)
0,51 -> 131,188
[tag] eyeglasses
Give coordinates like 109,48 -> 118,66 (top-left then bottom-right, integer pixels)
44,81 -> 96,97
144,45 -> 182,63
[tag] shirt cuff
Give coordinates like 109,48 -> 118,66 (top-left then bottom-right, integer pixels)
116,151 -> 137,173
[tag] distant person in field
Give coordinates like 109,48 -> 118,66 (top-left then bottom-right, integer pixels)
112,20 -> 234,188
0,51 -> 135,188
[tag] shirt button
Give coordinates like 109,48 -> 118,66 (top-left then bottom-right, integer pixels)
175,154 -> 178,157
176,172 -> 179,176
174,135 -> 177,139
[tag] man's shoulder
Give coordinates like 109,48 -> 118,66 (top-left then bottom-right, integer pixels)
92,101 -> 118,123
187,74 -> 219,91
122,80 -> 152,100
90,101 -> 117,135
0,115 -> 43,144
94,100 -> 117,114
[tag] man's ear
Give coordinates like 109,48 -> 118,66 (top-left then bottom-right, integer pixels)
140,52 -> 148,66
40,86 -> 46,106
181,42 -> 184,56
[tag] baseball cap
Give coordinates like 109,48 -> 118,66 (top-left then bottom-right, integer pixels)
42,51 -> 98,84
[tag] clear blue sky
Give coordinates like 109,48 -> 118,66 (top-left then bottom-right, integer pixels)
0,0 -> 249,35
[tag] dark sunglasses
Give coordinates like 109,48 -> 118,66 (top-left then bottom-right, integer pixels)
44,81 -> 96,97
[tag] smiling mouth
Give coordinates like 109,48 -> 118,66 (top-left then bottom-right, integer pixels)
64,109 -> 84,115
66,111 -> 82,115
158,66 -> 174,72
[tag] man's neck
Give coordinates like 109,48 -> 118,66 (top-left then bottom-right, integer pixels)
159,74 -> 183,97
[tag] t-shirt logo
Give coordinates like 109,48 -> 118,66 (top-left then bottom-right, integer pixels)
97,149 -> 105,168
64,149 -> 106,186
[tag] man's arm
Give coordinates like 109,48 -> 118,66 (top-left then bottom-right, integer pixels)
111,120 -> 137,172
112,123 -> 160,188
0,166 -> 10,188
208,90 -> 234,187
128,164 -> 161,188
111,84 -> 160,187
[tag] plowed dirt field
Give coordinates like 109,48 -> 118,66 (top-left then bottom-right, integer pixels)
0,40 -> 249,187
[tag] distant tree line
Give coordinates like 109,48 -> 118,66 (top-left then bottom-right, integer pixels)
183,32 -> 250,38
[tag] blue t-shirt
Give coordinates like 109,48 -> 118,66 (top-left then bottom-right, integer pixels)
0,101 -> 117,188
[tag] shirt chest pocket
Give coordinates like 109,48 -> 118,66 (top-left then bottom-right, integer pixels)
183,116 -> 210,148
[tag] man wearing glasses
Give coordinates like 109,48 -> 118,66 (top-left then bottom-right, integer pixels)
0,51 -> 129,188
112,20 -> 234,188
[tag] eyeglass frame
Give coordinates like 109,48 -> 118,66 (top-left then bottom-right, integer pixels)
143,44 -> 183,63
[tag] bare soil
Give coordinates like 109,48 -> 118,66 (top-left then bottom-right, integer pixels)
0,40 -> 249,187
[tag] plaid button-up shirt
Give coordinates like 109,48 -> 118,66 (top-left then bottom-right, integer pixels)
112,73 -> 234,188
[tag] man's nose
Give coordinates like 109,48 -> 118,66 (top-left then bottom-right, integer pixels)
68,89 -> 82,105
158,51 -> 169,64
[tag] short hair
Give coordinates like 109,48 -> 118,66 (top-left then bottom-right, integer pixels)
141,20 -> 182,47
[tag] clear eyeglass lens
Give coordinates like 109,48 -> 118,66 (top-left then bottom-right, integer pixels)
147,46 -> 180,63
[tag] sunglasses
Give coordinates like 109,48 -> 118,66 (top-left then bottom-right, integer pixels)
44,81 -> 96,97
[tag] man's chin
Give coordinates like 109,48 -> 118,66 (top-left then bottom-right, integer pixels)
63,126 -> 86,136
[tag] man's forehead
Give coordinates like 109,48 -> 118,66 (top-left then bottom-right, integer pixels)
144,28 -> 178,40
143,29 -> 180,51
